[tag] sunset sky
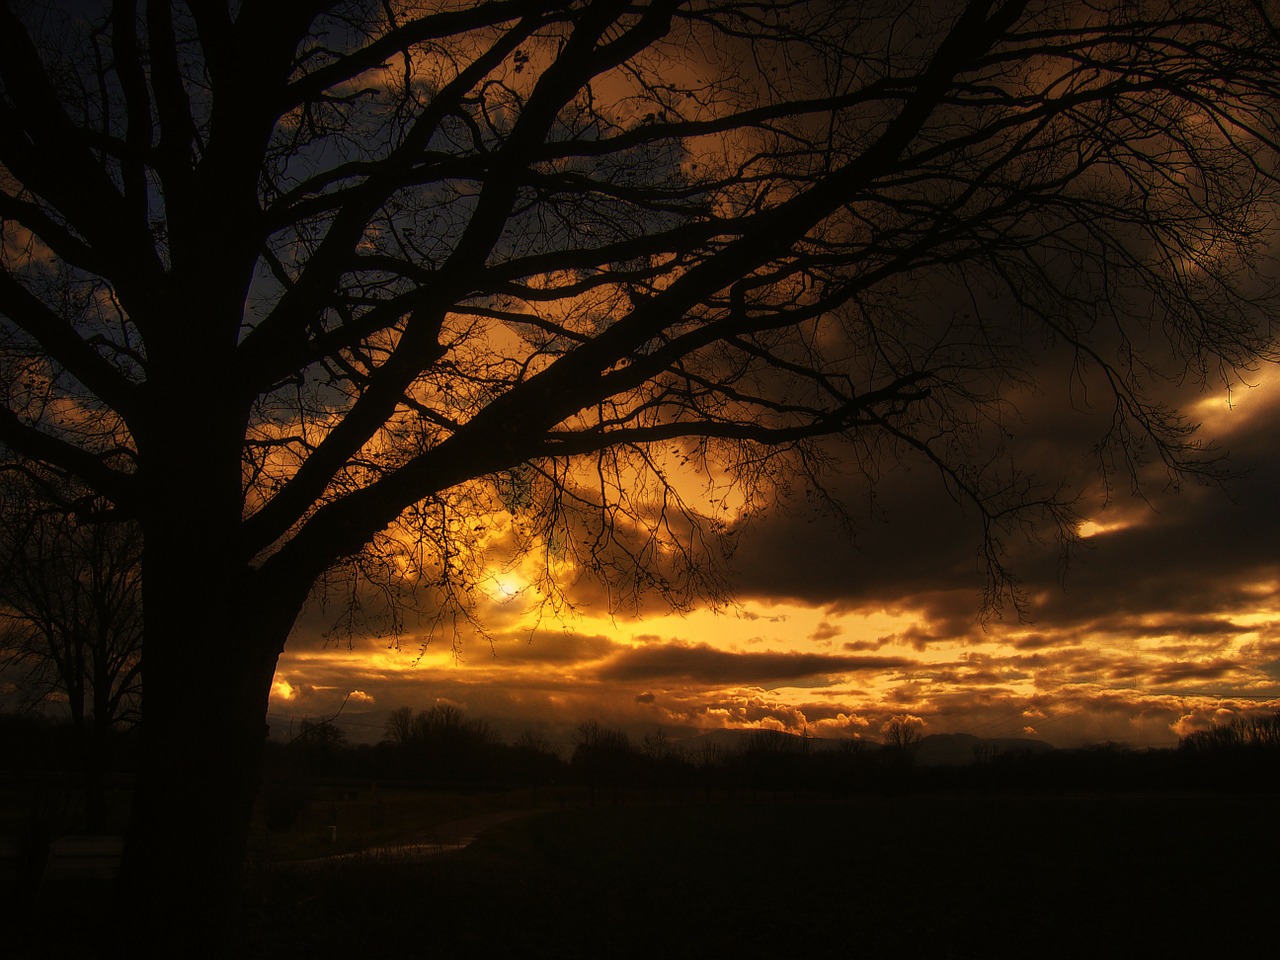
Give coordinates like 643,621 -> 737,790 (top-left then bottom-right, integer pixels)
234,2 -> 1279,756
269,359 -> 1280,751
5,0 -> 1276,758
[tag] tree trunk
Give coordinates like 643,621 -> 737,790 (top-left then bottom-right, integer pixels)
115,596 -> 282,957
79,729 -> 107,834
116,395 -> 296,957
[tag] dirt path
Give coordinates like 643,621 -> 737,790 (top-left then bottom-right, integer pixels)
289,807 -> 536,867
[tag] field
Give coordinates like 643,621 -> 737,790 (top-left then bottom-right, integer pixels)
7,784 -> 1275,957
233,791 -> 1276,959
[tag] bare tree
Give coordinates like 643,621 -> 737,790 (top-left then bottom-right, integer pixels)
382,704 -> 415,746
0,472 -> 142,831
382,702 -> 501,777
1,0 -> 1278,950
882,718 -> 924,769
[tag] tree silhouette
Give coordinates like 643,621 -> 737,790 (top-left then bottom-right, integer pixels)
1178,711 -> 1280,789
382,704 -> 416,747
572,719 -> 641,802
510,727 -> 565,801
286,715 -> 348,774
2,1 -> 1279,951
381,702 -> 501,778
0,471 -> 142,831
881,718 -> 924,779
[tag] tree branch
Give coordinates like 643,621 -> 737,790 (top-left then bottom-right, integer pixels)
0,267 -> 142,420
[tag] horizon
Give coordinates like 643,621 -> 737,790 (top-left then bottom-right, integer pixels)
265,707 -> 1066,752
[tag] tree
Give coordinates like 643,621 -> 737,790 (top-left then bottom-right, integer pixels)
511,728 -> 565,799
881,718 -> 924,769
383,702 -> 501,778
0,472 -> 142,831
1,0 -> 1279,951
572,719 -> 640,801
383,703 -> 416,747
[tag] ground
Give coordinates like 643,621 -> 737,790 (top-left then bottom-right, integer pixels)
7,787 -> 1276,958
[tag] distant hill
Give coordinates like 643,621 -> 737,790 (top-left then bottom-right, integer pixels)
672,728 -> 1055,765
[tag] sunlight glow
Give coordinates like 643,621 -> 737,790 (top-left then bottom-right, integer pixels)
1188,368 -> 1280,434
487,571 -> 525,602
1077,518 -> 1133,538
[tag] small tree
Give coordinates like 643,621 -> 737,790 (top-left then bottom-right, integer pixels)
511,728 -> 564,800
0,474 -> 142,830
882,719 -> 924,769
383,705 -> 415,747
288,716 -> 349,774
642,727 -> 672,762
572,719 -> 640,802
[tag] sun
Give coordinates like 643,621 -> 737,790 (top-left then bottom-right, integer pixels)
488,571 -> 524,602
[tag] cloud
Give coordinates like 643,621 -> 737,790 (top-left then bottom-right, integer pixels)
1146,659 -> 1243,685
485,632 -> 618,664
596,641 -> 914,686
724,360 -> 1280,638
810,620 -> 842,641
1010,632 -> 1081,650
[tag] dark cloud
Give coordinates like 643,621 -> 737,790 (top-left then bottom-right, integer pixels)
723,361 -> 1280,654
726,462 -> 982,610
596,642 -> 914,685
844,638 -> 887,651
485,632 -> 617,664
1010,632 -> 1081,650
875,623 -> 956,651
721,350 -> 1123,612
1147,659 -> 1244,685
810,620 -> 842,641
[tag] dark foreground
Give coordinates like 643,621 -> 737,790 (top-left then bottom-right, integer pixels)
22,793 -> 1279,958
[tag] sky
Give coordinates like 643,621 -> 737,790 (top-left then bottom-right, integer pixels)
254,1 -> 1279,754
269,359 -> 1280,752
5,0 -> 1276,755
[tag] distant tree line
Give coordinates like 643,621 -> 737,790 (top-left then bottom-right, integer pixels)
253,707 -> 1280,804
1179,713 -> 1280,753
1175,712 -> 1280,791
5,707 -> 1278,833
259,705 -> 564,791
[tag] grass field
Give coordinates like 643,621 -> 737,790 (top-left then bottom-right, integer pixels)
247,779 -> 546,861
236,792 -> 1278,959
7,784 -> 1275,956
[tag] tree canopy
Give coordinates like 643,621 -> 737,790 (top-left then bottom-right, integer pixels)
3,0 -> 1276,622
